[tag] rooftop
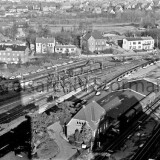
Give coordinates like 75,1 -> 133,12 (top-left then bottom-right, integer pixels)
0,44 -> 27,52
97,89 -> 144,119
55,45 -> 77,48
120,79 -> 159,96
125,36 -> 154,41
36,37 -> 55,44
97,79 -> 159,119
68,100 -> 105,131
83,30 -> 104,40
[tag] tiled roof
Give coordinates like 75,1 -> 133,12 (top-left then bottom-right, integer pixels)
55,45 -> 77,49
97,79 -> 159,119
0,45 -> 27,51
141,37 -> 154,40
70,101 -> 105,131
125,36 -> 153,41
83,30 -> 104,40
125,37 -> 143,41
36,38 -> 55,43
97,89 -> 144,119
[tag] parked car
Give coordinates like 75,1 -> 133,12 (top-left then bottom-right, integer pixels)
23,73 -> 29,76
10,76 -> 15,79
95,91 -> 101,96
47,66 -> 51,69
31,71 -> 36,74
16,75 -> 22,78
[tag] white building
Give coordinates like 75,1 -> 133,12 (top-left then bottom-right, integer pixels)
66,101 -> 105,137
36,38 -> 55,54
122,37 -> 154,51
55,45 -> 77,54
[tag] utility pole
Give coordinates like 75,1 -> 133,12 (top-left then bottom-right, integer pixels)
157,36 -> 159,49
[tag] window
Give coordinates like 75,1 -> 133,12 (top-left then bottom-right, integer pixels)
60,48 -> 62,51
138,46 -> 141,49
138,42 -> 141,44
71,49 -> 74,51
130,46 -> 132,49
57,48 -> 59,50
133,42 -> 136,45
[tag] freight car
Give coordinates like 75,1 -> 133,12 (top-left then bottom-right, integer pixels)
118,103 -> 143,126
67,62 -> 102,77
0,78 -> 21,103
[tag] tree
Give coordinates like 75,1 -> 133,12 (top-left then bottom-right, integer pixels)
37,24 -> 51,38
55,32 -> 73,45
8,23 -> 18,39
140,15 -> 156,29
80,123 -> 92,144
124,30 -> 134,37
61,26 -> 65,32
58,101 -> 76,125
78,22 -> 93,33
74,129 -> 80,141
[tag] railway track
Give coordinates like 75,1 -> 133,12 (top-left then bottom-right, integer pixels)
95,97 -> 160,160
0,60 -> 153,126
131,125 -> 160,160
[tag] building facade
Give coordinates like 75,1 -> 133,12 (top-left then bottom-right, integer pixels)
55,45 -> 77,54
66,101 -> 105,138
0,41 -> 29,64
36,38 -> 55,54
83,30 -> 108,52
122,37 -> 154,51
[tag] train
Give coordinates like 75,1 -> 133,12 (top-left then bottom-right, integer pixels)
41,61 -> 102,81
118,92 -> 158,127
118,103 -> 143,125
67,62 -> 102,77
0,78 -> 21,103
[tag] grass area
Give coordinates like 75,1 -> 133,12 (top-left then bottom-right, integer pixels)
37,138 -> 59,159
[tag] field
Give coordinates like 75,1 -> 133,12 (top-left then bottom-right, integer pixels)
30,22 -> 137,34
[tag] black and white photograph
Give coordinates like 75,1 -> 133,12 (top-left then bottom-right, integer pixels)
0,0 -> 160,160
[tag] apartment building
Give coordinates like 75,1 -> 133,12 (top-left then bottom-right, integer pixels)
0,41 -> 29,64
36,38 -> 55,54
122,37 -> 154,51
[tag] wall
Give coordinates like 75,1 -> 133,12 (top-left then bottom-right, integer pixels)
67,118 -> 86,136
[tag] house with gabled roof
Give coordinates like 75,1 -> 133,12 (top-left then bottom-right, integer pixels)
135,2 -> 143,10
82,30 -> 108,52
144,3 -> 153,11
66,101 -> 105,138
36,37 -> 55,54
